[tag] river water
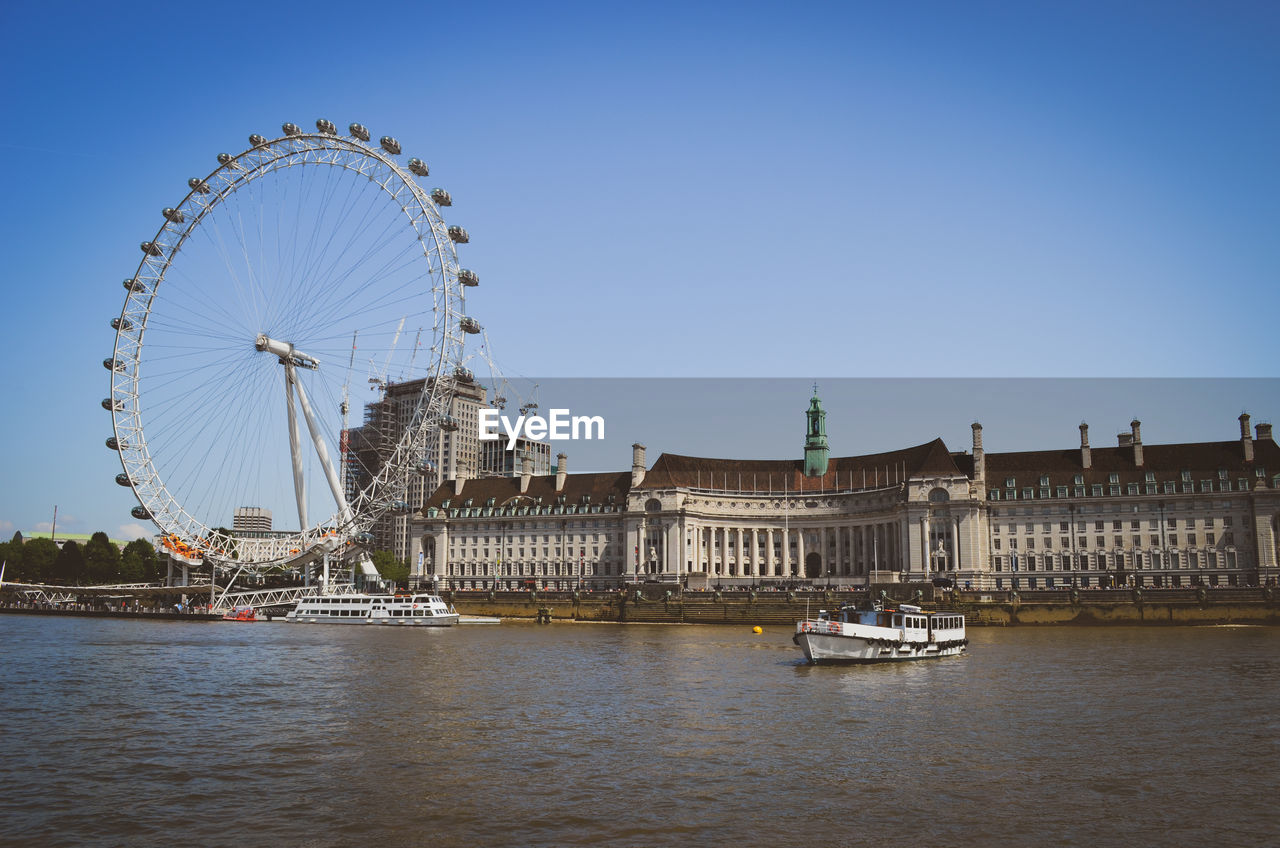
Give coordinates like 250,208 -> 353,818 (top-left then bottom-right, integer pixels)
0,616 -> 1276,847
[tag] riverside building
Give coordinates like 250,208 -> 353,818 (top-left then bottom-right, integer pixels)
407,393 -> 1280,591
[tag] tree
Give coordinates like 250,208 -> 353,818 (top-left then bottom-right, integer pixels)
372,549 -> 408,584
84,532 -> 121,584
21,538 -> 59,584
52,541 -> 85,585
123,538 -> 162,583
0,540 -> 21,581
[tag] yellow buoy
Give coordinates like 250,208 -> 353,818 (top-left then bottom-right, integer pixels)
752,626 -> 763,634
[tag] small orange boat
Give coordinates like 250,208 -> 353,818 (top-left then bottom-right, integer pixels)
222,607 -> 257,622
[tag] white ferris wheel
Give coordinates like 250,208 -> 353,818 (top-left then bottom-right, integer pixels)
105,120 -> 481,571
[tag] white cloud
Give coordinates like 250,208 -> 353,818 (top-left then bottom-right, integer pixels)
117,523 -> 151,541
0,519 -> 13,534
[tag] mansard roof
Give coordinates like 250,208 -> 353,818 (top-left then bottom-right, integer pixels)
637,438 -> 962,492
982,438 -> 1279,487
422,471 -> 632,510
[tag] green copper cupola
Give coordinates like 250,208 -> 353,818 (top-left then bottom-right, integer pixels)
803,385 -> 829,477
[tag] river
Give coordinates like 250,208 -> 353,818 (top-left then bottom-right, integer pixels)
0,616 -> 1275,846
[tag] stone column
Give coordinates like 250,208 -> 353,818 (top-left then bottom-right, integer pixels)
921,515 -> 930,581
736,527 -> 745,578
798,528 -> 807,578
782,528 -> 791,576
750,528 -> 759,577
819,526 -> 829,577
666,521 -> 680,577
954,515 -> 963,573
835,526 -> 844,576
765,528 -> 774,577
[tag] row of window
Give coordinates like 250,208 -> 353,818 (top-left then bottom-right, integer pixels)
449,563 -> 617,576
996,573 -> 1240,589
995,532 -> 1232,550
1004,470 -> 1267,488
990,479 -> 1257,501
993,550 -> 1239,571
997,516 -> 1233,533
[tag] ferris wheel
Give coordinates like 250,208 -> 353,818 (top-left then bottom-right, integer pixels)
104,120 -> 481,569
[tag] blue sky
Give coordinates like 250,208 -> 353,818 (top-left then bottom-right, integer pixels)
0,1 -> 1276,540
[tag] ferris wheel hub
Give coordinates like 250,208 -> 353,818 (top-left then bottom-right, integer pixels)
255,334 -> 319,370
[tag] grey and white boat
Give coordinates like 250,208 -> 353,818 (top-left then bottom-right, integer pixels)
794,601 -> 966,664
285,593 -> 459,626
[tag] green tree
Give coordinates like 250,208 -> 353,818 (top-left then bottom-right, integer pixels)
371,549 -> 409,584
84,532 -> 122,584
52,541 -> 85,585
123,538 -> 162,582
22,538 -> 59,583
0,540 -> 22,581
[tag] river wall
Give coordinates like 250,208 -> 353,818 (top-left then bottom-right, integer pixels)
444,584 -> 1280,626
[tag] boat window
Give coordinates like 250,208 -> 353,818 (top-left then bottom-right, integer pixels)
893,615 -> 902,627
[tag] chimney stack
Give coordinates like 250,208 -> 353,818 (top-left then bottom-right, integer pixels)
1130,419 -> 1143,467
555,453 -> 567,491
971,423 -> 984,484
1257,422 -> 1274,442
519,451 -> 533,494
1240,413 -> 1254,462
1079,422 -> 1092,469
631,443 -> 647,487
453,469 -> 467,497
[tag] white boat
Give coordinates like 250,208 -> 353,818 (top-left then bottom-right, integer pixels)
285,593 -> 459,626
794,601 -> 966,664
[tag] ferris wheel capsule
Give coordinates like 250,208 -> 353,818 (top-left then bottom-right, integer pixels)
282,122 -> 302,137
430,188 -> 452,206
106,436 -> 120,451
349,123 -> 370,141
249,134 -> 267,147
453,366 -> 475,383
110,317 -> 134,332
407,157 -> 429,177
123,278 -> 145,292
102,398 -> 123,412
316,119 -> 336,135
162,207 -> 184,223
456,268 -> 478,286
459,317 -> 482,335
131,506 -> 152,520
188,177 -> 211,193
115,473 -> 132,487
104,357 -> 124,372
448,226 -> 469,244
141,241 -> 163,256
380,136 -> 401,155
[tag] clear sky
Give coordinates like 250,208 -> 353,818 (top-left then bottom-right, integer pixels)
0,1 -> 1276,540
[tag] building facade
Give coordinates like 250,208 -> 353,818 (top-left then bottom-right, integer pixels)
232,507 -> 273,534
346,377 -> 488,560
480,436 -> 553,478
408,393 -> 1280,590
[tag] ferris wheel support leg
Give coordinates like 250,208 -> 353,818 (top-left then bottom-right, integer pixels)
292,374 -> 354,527
284,363 -> 309,533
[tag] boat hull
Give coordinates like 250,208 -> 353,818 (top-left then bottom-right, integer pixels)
794,632 -> 965,664
286,613 -> 459,626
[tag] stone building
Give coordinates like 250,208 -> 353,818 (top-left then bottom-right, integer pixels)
407,392 -> 1280,590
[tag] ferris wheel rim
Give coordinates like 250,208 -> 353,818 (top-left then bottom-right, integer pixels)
108,125 -> 473,566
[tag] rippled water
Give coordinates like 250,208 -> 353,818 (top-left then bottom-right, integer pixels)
1,616 -> 1276,847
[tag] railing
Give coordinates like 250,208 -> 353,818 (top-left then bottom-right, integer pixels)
212,583 -> 355,613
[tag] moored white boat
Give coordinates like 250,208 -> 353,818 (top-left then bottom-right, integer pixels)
794,601 -> 966,664
285,593 -> 459,626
